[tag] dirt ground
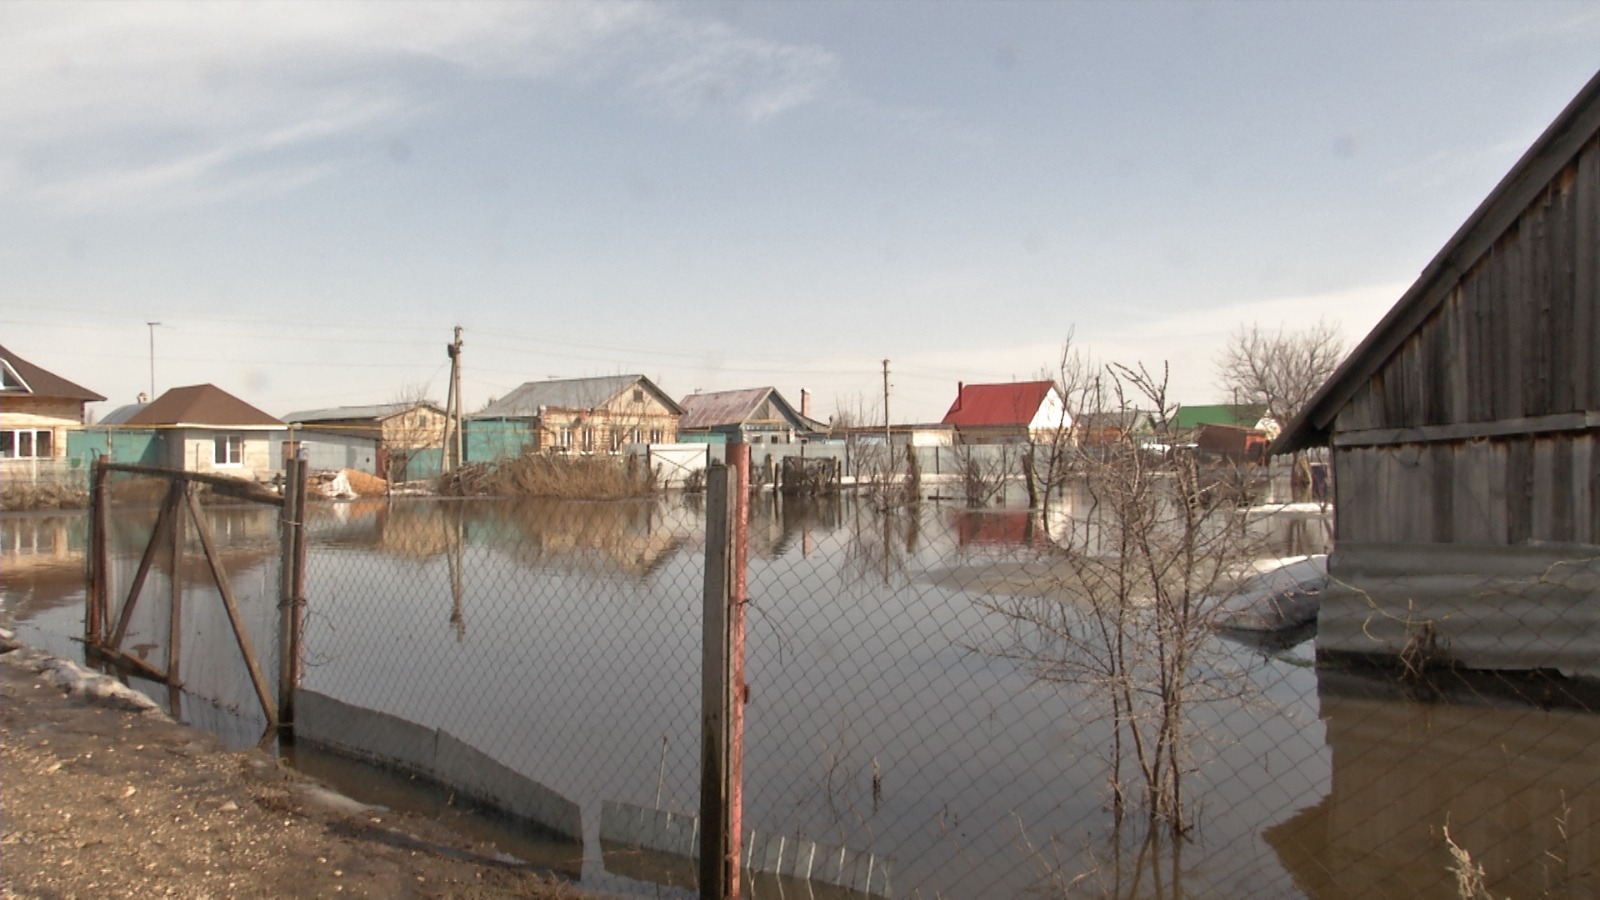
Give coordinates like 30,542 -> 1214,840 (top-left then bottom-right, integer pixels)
0,633 -> 594,899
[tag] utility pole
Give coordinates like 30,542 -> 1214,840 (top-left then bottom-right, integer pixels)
443,327 -> 464,473
147,322 -> 161,399
452,326 -> 464,469
882,359 -> 891,452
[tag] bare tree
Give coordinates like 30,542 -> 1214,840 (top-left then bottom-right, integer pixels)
1215,320 -> 1345,500
384,384 -> 445,485
973,359 -> 1266,838
1214,319 -> 1344,431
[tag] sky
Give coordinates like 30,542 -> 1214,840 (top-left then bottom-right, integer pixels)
3,2 -> 1597,426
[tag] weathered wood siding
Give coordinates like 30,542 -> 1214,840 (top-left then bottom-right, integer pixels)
1331,132 -> 1600,548
1337,134 -> 1599,433
1333,433 -> 1599,546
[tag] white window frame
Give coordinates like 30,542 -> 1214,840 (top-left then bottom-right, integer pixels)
213,434 -> 244,467
1,428 -> 53,459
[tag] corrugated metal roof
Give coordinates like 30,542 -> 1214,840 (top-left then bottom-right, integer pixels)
282,402 -> 444,424
98,403 -> 148,425
940,381 -> 1056,428
124,384 -> 283,427
470,375 -> 683,419
0,344 -> 106,402
678,387 -> 781,430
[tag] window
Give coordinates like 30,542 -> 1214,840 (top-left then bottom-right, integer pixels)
583,428 -> 595,451
633,388 -> 644,403
1,429 -> 52,459
213,434 -> 243,466
650,428 -> 663,444
558,427 -> 573,449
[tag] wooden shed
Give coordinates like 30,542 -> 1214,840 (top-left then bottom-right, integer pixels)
1271,71 -> 1600,677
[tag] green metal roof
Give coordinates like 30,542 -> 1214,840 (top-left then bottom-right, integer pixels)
1171,404 -> 1267,430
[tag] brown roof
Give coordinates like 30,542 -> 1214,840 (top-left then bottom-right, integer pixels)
0,344 -> 106,402
124,384 -> 283,428
679,387 -> 771,429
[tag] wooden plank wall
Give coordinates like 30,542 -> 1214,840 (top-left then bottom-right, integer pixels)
1335,433 -> 1599,546
1330,131 -> 1599,549
1340,134 -> 1600,433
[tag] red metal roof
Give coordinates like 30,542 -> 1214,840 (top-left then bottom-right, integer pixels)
940,381 -> 1056,428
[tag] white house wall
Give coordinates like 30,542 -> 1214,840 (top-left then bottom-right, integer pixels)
1027,390 -> 1071,433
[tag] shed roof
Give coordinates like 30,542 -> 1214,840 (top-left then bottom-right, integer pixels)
98,403 -> 148,425
470,375 -> 683,419
282,401 -> 445,424
1273,69 -> 1600,455
124,384 -> 283,428
941,381 -> 1057,428
0,344 -> 105,402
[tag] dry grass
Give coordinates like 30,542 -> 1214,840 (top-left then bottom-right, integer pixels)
340,469 -> 390,496
1,483 -> 90,511
436,453 -> 656,500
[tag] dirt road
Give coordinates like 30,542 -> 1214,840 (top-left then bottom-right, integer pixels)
1,633 -> 590,899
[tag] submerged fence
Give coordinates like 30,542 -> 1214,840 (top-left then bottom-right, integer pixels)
72,451 -> 1600,898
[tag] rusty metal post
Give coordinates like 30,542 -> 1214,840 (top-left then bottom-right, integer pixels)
727,438 -> 749,899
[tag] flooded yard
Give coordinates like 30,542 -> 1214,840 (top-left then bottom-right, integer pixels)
3,493 -> 1596,898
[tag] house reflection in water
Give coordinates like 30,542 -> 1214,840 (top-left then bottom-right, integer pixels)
950,509 -> 1050,549
1265,668 -> 1600,897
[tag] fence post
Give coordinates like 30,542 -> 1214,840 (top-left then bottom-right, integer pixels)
168,478 -> 187,682
278,457 -> 308,736
700,437 -> 750,900
86,459 -> 109,644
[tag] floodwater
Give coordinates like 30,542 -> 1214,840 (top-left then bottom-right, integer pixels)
3,493 -> 1596,899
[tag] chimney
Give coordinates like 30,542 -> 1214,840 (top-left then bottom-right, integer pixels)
955,381 -> 963,412
801,389 -> 811,419
137,392 -> 149,404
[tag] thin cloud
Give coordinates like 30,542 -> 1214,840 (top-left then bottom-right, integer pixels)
2,3 -> 840,215
624,17 -> 843,122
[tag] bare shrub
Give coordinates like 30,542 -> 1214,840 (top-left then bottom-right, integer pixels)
972,360 -> 1267,835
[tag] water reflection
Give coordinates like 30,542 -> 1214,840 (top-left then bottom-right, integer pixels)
4,496 -> 1595,899
1267,668 -> 1600,898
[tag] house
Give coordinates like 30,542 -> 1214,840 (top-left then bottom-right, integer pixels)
1270,70 -> 1600,677
1171,403 -> 1276,437
677,387 -> 827,444
1193,423 -> 1270,465
282,401 -> 447,480
1073,409 -> 1158,448
0,344 -> 106,473
466,375 -> 682,460
940,380 -> 1070,445
122,384 -> 286,482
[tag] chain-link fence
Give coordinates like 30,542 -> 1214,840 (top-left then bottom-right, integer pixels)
59,454 -> 1600,898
